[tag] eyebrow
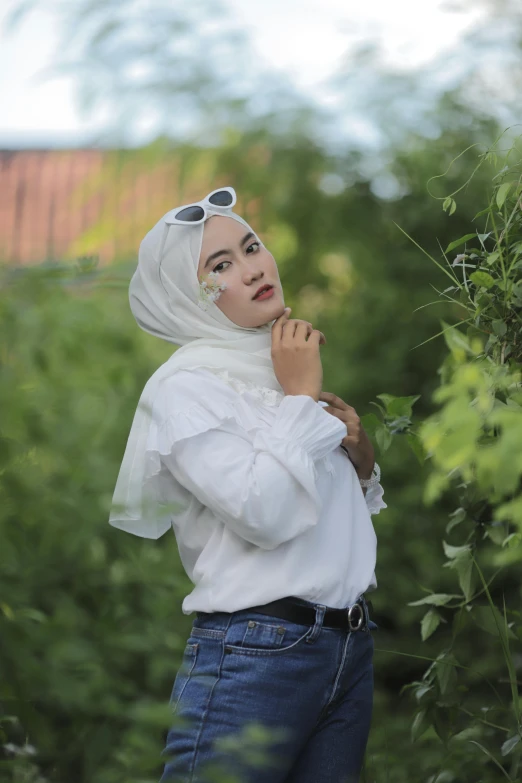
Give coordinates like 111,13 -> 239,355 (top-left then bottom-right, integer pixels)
203,231 -> 256,270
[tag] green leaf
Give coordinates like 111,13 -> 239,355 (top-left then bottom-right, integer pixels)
492,319 -> 507,337
486,251 -> 500,266
446,507 -> 465,534
18,608 -> 48,623
442,542 -> 474,600
375,393 -> 396,411
386,394 -> 421,418
472,605 -> 517,640
443,197 -> 457,215
503,532 -> 522,549
452,606 -> 471,638
485,523 -> 508,545
441,320 -> 472,356
442,541 -> 471,560
432,704 -> 455,741
469,271 -> 495,289
406,432 -> 426,465
443,196 -> 452,212
411,709 -> 430,742
408,593 -> 458,607
375,425 -> 392,453
496,182 -> 512,210
445,234 -> 476,253
501,734 -> 521,756
388,414 -> 412,434
435,652 -> 458,696
414,684 -> 433,703
421,609 -> 441,641
456,558 -> 474,602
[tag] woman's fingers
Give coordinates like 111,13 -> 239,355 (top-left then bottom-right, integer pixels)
272,307 -> 326,346
302,320 -> 326,345
319,391 -> 349,410
271,307 -> 292,349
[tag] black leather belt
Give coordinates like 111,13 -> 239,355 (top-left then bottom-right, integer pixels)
245,595 -> 369,632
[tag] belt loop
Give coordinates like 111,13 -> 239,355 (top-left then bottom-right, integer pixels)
360,595 -> 369,628
306,604 -> 326,643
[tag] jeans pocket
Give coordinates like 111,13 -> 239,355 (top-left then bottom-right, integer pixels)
224,615 -> 313,657
190,624 -> 226,640
242,618 -> 288,649
169,642 -> 198,714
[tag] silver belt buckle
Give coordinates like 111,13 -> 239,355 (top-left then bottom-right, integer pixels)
347,600 -> 364,631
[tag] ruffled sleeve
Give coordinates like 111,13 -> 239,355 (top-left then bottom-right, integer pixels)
338,439 -> 387,516
153,370 -> 348,550
363,473 -> 387,516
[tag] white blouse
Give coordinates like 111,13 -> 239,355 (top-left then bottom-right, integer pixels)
133,367 -> 387,615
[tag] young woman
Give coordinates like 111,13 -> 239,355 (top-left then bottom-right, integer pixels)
109,187 -> 386,783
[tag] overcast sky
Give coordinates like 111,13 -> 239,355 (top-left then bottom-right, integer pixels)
0,0 -> 482,147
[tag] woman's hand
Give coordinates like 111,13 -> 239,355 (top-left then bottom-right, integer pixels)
318,391 -> 375,478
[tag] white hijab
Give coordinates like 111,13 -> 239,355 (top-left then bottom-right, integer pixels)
109,194 -> 284,537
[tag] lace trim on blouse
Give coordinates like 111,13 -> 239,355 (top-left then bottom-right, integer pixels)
210,369 -> 284,407
206,370 -> 337,476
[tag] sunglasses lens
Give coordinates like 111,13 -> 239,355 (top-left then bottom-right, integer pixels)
175,205 -> 205,222
208,190 -> 233,207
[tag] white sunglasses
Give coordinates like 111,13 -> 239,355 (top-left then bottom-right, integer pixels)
164,186 -> 237,226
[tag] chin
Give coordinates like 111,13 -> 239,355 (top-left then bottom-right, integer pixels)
265,299 -> 285,318
240,295 -> 285,327
253,307 -> 281,328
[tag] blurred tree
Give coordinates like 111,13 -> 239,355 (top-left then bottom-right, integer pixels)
3,0 -> 317,147
7,0 -> 521,155
327,0 -> 522,159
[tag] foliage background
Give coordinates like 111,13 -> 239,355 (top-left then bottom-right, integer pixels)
1,0 -> 521,780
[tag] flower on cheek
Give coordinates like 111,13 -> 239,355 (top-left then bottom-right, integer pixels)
197,270 -> 228,311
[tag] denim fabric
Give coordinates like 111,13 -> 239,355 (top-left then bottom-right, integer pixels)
160,596 -> 377,783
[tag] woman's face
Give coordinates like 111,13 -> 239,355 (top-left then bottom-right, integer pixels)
197,215 -> 286,327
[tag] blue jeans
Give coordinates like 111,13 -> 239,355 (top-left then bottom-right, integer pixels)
160,595 -> 377,783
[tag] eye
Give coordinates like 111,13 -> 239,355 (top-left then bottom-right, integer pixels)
212,261 -> 231,273
212,241 -> 260,273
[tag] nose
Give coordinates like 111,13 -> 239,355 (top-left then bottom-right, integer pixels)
247,270 -> 264,287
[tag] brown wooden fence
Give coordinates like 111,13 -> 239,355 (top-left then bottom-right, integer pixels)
0,148 -> 189,266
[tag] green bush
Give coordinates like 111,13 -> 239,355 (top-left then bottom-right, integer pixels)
0,259 -> 192,782
370,132 -> 522,782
